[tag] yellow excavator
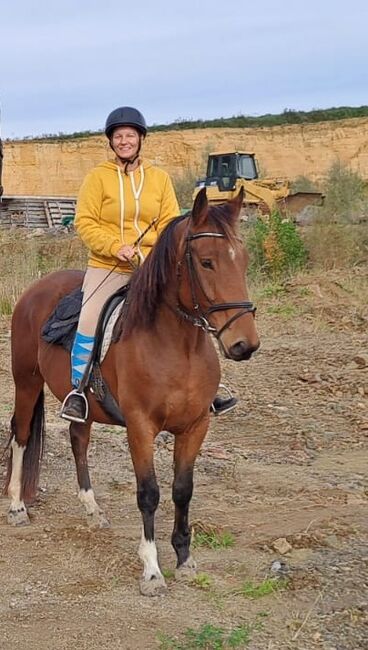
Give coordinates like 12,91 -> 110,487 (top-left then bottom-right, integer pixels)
193,151 -> 324,220
0,138 -> 3,199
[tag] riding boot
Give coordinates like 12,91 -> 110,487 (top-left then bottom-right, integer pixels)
60,332 -> 95,423
210,384 -> 238,416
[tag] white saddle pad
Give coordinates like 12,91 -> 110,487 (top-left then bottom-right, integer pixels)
100,301 -> 125,362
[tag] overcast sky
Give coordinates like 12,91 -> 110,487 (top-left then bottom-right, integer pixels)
1,0 -> 367,139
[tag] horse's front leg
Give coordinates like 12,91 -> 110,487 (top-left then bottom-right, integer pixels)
69,421 -> 110,528
172,419 -> 209,580
127,424 -> 166,596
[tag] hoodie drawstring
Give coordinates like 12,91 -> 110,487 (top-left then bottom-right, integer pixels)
117,165 -> 145,262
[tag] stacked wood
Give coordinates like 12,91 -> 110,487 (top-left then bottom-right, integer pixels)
0,196 -> 76,228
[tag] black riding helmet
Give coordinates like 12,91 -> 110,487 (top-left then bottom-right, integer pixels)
105,106 -> 147,138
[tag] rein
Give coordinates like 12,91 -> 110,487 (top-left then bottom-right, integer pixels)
176,230 -> 256,341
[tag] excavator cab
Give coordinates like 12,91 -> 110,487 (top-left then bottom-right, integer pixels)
204,152 -> 258,192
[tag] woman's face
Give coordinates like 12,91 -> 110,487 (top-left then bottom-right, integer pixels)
111,126 -> 140,159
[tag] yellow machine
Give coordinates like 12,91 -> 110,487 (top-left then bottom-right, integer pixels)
193,151 -> 323,219
0,139 -> 3,198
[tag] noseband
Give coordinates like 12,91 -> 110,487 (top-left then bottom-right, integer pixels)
176,231 -> 256,341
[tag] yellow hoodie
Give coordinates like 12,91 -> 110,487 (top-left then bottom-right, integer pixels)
75,158 -> 180,273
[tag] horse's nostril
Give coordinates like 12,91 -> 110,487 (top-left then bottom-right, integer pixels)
229,340 -> 252,361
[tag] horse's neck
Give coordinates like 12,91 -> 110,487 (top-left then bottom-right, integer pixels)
154,301 -> 207,351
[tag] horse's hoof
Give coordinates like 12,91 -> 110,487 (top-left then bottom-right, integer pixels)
175,556 -> 197,582
7,507 -> 30,526
87,512 -> 111,529
139,574 -> 167,597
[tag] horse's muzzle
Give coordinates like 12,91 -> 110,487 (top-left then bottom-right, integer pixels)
226,339 -> 260,361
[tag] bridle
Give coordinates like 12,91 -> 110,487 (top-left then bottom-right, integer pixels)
176,230 -> 256,342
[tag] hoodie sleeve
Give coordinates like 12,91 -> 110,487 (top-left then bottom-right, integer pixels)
156,173 -> 180,236
75,170 -> 122,258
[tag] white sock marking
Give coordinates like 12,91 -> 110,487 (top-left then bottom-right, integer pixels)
79,488 -> 100,515
138,528 -> 163,581
8,439 -> 26,511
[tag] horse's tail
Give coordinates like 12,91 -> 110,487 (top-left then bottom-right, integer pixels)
4,390 -> 45,504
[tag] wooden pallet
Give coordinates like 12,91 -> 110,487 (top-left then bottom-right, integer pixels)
0,195 -> 77,228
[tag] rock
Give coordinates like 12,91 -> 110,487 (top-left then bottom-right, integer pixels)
298,372 -> 322,384
270,560 -> 289,576
272,537 -> 292,554
353,353 -> 368,368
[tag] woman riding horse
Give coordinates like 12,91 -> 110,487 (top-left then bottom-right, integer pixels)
6,186 -> 260,595
61,106 -> 237,422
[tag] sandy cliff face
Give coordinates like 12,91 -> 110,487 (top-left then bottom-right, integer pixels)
3,117 -> 368,197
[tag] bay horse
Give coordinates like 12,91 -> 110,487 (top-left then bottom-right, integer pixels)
5,187 -> 259,596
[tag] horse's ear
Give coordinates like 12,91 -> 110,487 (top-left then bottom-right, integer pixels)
191,187 -> 208,226
229,187 -> 244,218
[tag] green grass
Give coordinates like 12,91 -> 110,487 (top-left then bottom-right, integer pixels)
191,572 -> 213,590
266,304 -> 297,317
192,528 -> 235,550
258,282 -> 287,298
0,296 -> 13,316
158,623 -> 252,649
239,577 -> 288,599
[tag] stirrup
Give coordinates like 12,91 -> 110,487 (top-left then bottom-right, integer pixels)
60,388 -> 89,423
210,383 -> 237,416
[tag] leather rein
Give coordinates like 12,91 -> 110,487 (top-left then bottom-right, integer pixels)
176,231 -> 256,341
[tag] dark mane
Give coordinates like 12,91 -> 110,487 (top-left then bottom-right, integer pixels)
120,203 -> 237,338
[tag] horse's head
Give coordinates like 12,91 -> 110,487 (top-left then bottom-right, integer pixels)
178,187 -> 260,361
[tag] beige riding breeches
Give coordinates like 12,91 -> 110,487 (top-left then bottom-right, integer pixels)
78,267 -> 131,337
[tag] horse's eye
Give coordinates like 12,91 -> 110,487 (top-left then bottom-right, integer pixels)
201,259 -> 214,269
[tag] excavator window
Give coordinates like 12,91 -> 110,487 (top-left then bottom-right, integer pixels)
206,155 -> 236,191
237,155 -> 258,180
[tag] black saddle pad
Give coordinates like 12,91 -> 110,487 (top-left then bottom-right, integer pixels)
41,286 -> 82,352
41,283 -> 129,354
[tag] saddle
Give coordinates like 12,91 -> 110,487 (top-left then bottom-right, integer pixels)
41,284 -> 130,425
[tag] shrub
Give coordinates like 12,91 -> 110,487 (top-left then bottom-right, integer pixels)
291,175 -> 319,193
172,167 -> 197,211
303,162 -> 368,268
303,221 -> 367,269
321,161 -> 367,222
246,212 -> 307,278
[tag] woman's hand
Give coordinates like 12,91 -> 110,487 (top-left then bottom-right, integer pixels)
116,244 -> 137,262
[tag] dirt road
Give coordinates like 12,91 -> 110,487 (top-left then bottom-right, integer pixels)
0,269 -> 367,649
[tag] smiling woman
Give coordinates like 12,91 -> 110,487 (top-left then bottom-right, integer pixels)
59,105 -> 180,421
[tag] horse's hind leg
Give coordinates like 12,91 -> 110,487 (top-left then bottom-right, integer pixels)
5,374 -> 45,526
171,422 -> 208,580
69,421 -> 110,528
